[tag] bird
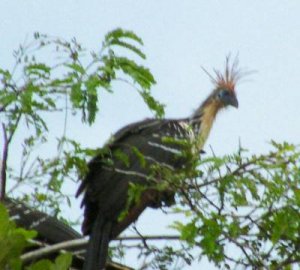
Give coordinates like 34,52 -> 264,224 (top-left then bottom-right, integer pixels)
3,197 -> 133,270
76,57 -> 243,270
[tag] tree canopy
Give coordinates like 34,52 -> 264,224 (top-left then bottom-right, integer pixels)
0,29 -> 300,270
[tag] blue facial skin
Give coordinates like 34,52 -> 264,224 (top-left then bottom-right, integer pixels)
217,89 -> 239,108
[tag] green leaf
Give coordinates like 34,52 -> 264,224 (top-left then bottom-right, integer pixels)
27,259 -> 52,270
0,204 -> 36,270
65,63 -> 85,75
180,220 -> 198,244
52,253 -> 72,270
85,75 -> 100,124
25,63 -> 51,79
114,149 -> 130,167
114,57 -> 156,89
0,68 -> 12,79
109,39 -> 146,59
105,28 -> 143,46
70,83 -> 83,108
20,87 -> 34,112
131,146 -> 146,168
0,92 -> 17,107
139,90 -> 165,118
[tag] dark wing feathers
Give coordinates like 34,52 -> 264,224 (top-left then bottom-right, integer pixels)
78,117 -> 196,235
3,197 -> 134,270
4,197 -> 80,243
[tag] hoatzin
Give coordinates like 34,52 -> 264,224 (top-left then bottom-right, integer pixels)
77,58 -> 242,270
3,197 -> 132,270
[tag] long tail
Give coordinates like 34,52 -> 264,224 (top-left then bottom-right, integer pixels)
83,214 -> 112,270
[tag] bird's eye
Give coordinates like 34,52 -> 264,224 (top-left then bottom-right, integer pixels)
218,89 -> 230,98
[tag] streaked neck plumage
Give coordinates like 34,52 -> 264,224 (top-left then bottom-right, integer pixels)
187,56 -> 241,151
189,92 -> 223,150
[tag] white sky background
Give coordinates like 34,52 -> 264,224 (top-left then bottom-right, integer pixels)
1,1 -> 300,269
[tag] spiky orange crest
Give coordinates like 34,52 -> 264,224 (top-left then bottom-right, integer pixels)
203,56 -> 244,93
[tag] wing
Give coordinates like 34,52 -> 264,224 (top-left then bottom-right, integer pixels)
77,117 -> 196,235
4,197 -> 80,243
3,197 -> 84,268
3,197 -> 133,270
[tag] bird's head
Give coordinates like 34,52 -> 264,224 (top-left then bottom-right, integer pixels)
214,87 -> 238,108
204,56 -> 243,110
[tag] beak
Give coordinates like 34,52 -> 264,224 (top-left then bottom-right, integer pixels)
229,94 -> 239,108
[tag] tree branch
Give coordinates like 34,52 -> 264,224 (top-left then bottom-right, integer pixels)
0,113 -> 22,200
21,238 -> 86,263
0,123 -> 8,200
20,234 -> 181,263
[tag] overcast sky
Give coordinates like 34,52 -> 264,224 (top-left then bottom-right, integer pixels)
1,1 -> 300,269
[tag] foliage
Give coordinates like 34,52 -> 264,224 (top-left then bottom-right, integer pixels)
25,253 -> 72,270
0,203 -> 72,270
1,28 -> 300,270
170,141 -> 300,269
0,28 -> 161,269
0,203 -> 36,269
111,137 -> 300,269
0,28 -> 162,215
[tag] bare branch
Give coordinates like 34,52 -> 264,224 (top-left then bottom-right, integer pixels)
0,113 -> 22,200
21,238 -> 87,263
20,234 -> 181,263
116,235 -> 180,241
0,123 -> 8,200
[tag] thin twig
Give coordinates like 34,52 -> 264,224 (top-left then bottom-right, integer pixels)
117,235 -> 180,241
132,225 -> 149,249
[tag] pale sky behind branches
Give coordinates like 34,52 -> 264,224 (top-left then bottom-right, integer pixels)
1,1 -> 300,269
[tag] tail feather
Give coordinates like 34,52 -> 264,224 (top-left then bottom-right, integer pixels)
83,214 -> 112,270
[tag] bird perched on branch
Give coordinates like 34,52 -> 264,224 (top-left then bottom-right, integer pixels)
77,57 -> 243,270
3,197 -> 133,270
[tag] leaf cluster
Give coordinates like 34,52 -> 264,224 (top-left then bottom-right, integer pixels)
1,28 -> 300,270
0,203 -> 72,270
171,141 -> 300,269
0,28 -> 162,215
0,29 -> 163,269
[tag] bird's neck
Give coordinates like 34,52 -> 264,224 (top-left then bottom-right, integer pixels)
190,97 -> 223,150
